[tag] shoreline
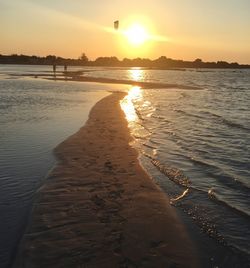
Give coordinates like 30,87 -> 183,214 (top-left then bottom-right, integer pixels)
9,71 -> 202,90
14,92 -> 198,267
47,74 -> 201,90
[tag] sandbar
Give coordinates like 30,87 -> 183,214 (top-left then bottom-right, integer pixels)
49,74 -> 201,90
14,92 -> 198,267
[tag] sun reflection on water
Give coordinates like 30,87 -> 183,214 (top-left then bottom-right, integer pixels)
128,68 -> 144,81
120,86 -> 142,122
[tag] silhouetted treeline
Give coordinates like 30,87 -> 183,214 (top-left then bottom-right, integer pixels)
0,54 -> 89,66
0,54 -> 249,69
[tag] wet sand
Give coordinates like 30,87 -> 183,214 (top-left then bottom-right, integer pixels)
14,92 -> 198,267
16,71 -> 201,90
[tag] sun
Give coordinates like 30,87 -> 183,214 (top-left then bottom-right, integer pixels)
124,23 -> 149,46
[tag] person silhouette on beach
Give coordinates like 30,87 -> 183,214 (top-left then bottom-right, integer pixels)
53,64 -> 56,74
64,65 -> 67,72
64,65 -> 68,81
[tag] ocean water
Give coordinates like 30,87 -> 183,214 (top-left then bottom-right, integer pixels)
0,65 -> 249,267
118,69 -> 250,265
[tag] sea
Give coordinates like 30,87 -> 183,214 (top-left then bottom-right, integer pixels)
0,65 -> 249,267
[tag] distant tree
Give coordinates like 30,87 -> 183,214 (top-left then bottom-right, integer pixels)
46,55 -> 56,60
0,53 -> 249,68
94,56 -> 119,66
79,53 -> 88,62
230,62 -> 239,68
216,61 -> 230,68
193,58 -> 204,68
154,56 -> 168,67
194,58 -> 203,63
122,58 -> 132,66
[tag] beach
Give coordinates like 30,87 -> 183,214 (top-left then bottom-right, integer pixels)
1,65 -> 249,267
14,91 -> 198,267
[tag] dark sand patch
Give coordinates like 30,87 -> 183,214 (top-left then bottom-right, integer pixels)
14,92 -> 198,267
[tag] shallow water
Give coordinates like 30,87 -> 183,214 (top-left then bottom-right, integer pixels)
0,66 -> 130,267
117,69 -> 250,264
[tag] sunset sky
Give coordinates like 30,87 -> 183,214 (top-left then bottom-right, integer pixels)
1,0 -> 250,63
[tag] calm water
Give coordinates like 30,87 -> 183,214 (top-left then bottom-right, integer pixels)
0,65 -> 250,267
0,65 -> 126,268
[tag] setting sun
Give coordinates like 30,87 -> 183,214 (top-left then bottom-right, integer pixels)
124,23 -> 149,46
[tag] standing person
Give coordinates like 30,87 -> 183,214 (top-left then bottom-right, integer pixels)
53,63 -> 56,74
64,64 -> 68,81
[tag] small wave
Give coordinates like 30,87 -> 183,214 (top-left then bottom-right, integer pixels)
143,153 -> 190,187
195,70 -> 216,73
151,114 -> 171,124
142,143 -> 156,150
133,134 -> 149,140
136,122 -> 152,134
197,110 -> 222,119
170,188 -> 189,204
221,118 -> 250,131
134,107 -> 144,121
143,151 -> 250,219
174,109 -> 224,122
151,159 -> 190,187
208,190 -> 250,219
174,109 -> 204,120
187,156 -> 250,194
174,108 -> 250,131
202,110 -> 250,131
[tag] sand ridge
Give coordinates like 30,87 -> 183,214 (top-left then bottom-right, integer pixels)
14,92 -> 198,267
48,75 -> 201,90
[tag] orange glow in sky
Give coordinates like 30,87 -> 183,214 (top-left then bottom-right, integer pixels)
1,0 -> 250,63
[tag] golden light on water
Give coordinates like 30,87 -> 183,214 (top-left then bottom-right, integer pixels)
128,86 -> 143,100
120,86 -> 142,122
129,68 -> 144,81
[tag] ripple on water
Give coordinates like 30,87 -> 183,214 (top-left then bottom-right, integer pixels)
122,70 -> 250,262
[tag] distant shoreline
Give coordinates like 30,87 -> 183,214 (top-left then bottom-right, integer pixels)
1,62 -> 250,69
2,62 -> 250,70
1,54 -> 249,69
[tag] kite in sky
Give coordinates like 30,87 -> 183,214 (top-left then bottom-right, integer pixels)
114,20 -> 119,30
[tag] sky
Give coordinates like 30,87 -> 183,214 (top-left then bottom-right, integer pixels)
0,0 -> 250,63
